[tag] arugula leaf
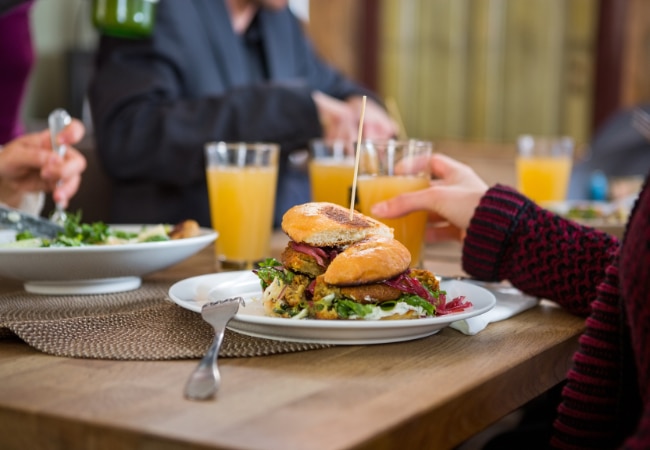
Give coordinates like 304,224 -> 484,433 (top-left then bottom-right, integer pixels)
254,258 -> 294,290
9,211 -> 180,248
15,231 -> 35,241
57,211 -> 111,245
113,230 -> 138,240
55,235 -> 84,247
335,299 -> 375,319
141,235 -> 169,242
400,295 -> 435,315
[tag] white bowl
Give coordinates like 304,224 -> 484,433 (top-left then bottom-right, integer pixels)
0,225 -> 217,295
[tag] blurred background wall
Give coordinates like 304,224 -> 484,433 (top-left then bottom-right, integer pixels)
22,0 -> 650,148
22,0 -> 96,125
306,0 -> 650,147
379,0 -> 597,143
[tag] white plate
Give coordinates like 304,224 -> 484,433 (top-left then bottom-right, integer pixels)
0,226 -> 217,295
168,271 -> 496,345
543,199 -> 631,238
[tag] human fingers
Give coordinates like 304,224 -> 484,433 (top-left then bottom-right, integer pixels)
371,183 -> 485,230
41,147 -> 87,182
312,92 -> 358,141
57,119 -> 85,146
429,153 -> 484,186
0,139 -> 49,178
353,99 -> 399,139
52,173 -> 82,208
46,147 -> 86,206
37,118 -> 85,149
370,185 -> 435,219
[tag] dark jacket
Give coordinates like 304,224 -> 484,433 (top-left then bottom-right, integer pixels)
88,0 -> 377,226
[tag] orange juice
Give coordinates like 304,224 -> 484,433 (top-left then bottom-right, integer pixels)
516,156 -> 572,203
357,175 -> 430,267
308,158 -> 355,206
206,166 -> 277,267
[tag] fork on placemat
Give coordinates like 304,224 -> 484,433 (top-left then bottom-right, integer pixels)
632,108 -> 650,142
184,296 -> 243,400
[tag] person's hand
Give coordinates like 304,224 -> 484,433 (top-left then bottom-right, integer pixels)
370,154 -> 489,242
311,92 -> 399,142
0,119 -> 87,208
311,91 -> 359,141
346,96 -> 398,139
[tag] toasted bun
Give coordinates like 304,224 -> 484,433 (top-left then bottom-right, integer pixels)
282,202 -> 393,246
324,236 -> 411,285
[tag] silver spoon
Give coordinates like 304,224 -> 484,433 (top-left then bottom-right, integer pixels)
48,108 -> 72,225
184,296 -> 243,400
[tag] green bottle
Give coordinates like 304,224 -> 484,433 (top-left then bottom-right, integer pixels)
91,0 -> 159,39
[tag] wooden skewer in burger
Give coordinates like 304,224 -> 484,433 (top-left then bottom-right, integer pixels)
254,202 -> 472,320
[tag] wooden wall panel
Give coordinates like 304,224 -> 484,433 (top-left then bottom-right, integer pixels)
592,0 -> 650,130
592,0 -> 627,130
303,0 -> 363,82
565,0 -> 597,139
304,0 -> 650,144
378,0 -> 598,144
621,0 -> 650,106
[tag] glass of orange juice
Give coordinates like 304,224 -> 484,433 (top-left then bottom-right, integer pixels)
308,139 -> 356,207
356,139 -> 433,267
516,135 -> 574,203
204,142 -> 279,270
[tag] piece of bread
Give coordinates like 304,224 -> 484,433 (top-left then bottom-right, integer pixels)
169,219 -> 200,239
324,236 -> 411,285
282,202 -> 393,246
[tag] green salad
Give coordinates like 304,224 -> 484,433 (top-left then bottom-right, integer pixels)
3,212 -> 173,248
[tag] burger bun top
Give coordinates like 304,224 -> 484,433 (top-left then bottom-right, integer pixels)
282,202 -> 393,247
324,236 -> 411,285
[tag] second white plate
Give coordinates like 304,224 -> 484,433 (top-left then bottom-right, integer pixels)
0,226 -> 218,295
168,271 -> 496,345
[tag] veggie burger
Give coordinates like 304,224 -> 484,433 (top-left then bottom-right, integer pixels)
254,202 -> 471,320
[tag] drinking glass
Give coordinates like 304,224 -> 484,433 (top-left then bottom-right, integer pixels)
205,142 -> 279,270
308,139 -> 356,207
355,139 -> 433,267
516,135 -> 574,203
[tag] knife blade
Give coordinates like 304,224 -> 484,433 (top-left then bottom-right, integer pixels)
0,206 -> 64,238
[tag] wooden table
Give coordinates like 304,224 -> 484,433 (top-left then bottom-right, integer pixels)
0,232 -> 585,450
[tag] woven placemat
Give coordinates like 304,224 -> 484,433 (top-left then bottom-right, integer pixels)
0,282 -> 330,360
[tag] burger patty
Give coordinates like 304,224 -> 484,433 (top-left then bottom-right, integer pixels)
312,275 -> 402,304
281,273 -> 313,307
281,245 -> 326,278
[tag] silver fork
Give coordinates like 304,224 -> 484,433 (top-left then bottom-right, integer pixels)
48,108 -> 72,225
184,296 -> 243,400
632,108 -> 650,142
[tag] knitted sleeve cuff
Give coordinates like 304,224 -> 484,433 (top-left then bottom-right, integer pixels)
461,184 -> 532,280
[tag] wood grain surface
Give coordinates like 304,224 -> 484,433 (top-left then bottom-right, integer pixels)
0,147 -> 585,449
0,239 -> 584,450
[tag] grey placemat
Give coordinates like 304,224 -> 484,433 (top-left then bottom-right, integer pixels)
0,282 -> 330,360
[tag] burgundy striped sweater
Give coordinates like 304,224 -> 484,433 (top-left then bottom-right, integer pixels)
462,179 -> 649,449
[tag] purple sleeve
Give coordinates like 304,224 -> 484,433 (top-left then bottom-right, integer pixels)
462,184 -> 619,316
0,1 -> 35,144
